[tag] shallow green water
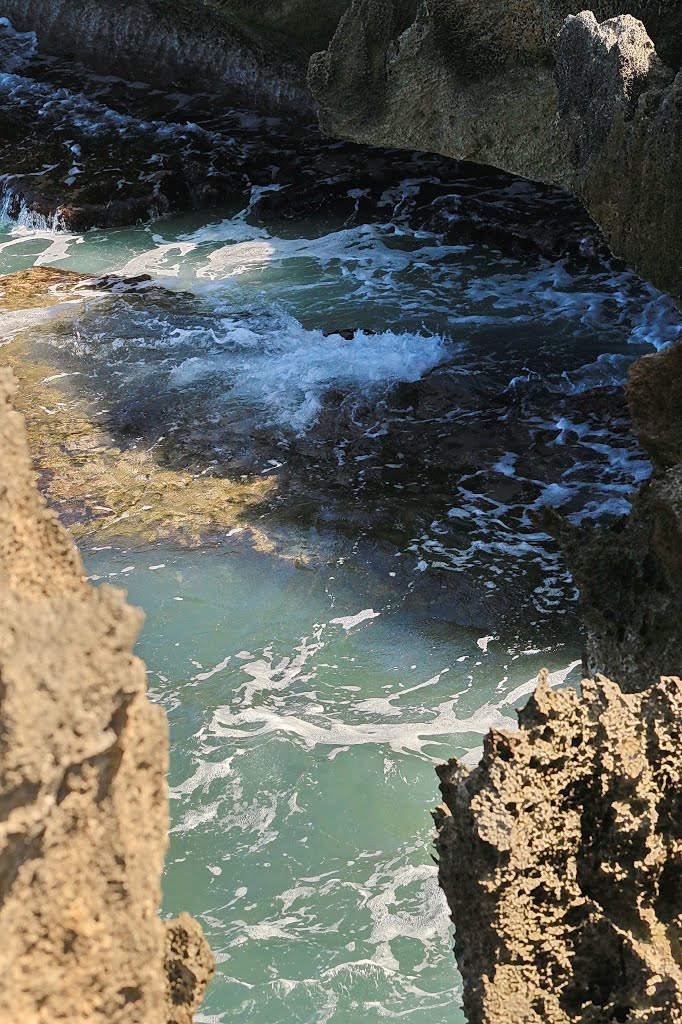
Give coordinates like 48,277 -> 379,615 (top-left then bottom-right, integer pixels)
84,542 -> 581,1024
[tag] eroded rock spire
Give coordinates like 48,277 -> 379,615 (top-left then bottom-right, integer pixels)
435,670 -> 682,1024
0,367 -> 214,1022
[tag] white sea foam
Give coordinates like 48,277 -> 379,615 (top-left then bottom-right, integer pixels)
170,319 -> 449,433
500,660 -> 582,708
208,698 -> 514,759
365,863 -> 449,972
237,636 -> 324,705
330,609 -> 380,631
0,224 -> 81,260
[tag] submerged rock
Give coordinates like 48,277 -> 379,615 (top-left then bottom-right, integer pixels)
0,267 -> 279,549
0,260 -> 647,628
0,366 -> 214,1021
434,670 -> 682,1024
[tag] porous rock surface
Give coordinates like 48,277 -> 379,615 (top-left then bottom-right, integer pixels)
434,669 -> 682,1024
165,914 -> 217,1024
0,368 -> 214,1022
310,1 -> 682,302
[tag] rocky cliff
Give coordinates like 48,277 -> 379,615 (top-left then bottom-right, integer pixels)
0,368 -> 214,1022
1,0 -> 351,113
310,1 -> 682,304
435,670 -> 682,1024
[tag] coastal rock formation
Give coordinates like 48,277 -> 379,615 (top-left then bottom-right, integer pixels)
0,368 -> 214,1021
310,2 -> 682,302
165,914 -> 217,1024
0,0 -> 351,114
308,0 -> 682,687
434,670 -> 682,1024
2,1 -> 679,298
308,2 -> 682,1013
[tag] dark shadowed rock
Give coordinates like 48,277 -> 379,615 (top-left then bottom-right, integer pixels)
541,338 -> 682,692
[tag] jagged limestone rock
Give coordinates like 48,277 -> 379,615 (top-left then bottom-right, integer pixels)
556,11 -> 682,304
0,368 -> 214,1022
165,913 -> 218,1024
434,670 -> 682,1024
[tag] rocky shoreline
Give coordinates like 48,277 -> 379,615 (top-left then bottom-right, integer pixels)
1,3 -> 681,1023
431,310 -> 682,1020
434,669 -> 682,1024
310,1 -> 682,306
308,9 -> 682,1011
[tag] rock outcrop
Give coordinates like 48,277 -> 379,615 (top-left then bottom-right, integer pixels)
0,368 -> 214,1022
165,914 -> 217,1024
310,2 -> 682,303
434,670 -> 682,1024
308,3 -> 682,1016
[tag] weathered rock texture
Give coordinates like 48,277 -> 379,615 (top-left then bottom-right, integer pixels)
1,0 -> 351,113
310,2 -> 682,302
165,914 -> 217,1024
0,368 -> 214,1021
435,670 -> 682,1024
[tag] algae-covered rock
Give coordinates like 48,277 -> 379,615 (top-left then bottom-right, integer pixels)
0,268 -> 278,548
435,670 -> 682,1024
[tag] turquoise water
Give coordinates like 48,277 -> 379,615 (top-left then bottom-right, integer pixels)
83,543 -> 580,1024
